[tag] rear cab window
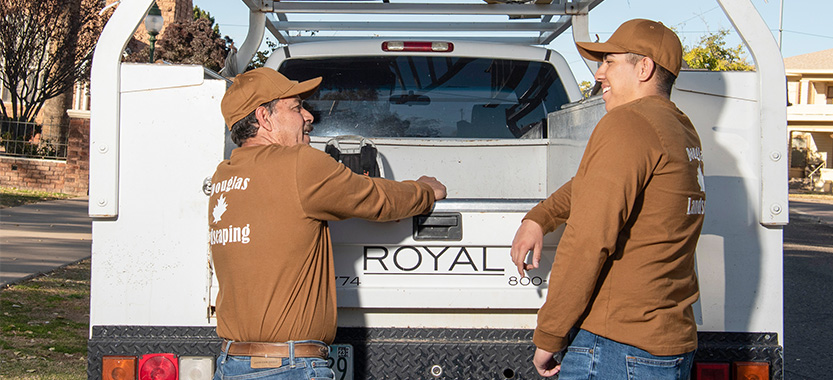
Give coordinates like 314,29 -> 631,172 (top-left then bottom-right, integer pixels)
280,56 -> 571,139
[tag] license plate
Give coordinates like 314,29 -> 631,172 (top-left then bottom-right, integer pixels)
327,344 -> 353,380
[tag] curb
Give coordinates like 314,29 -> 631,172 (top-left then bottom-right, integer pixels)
1,256 -> 91,289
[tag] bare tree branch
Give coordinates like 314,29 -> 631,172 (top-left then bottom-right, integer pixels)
0,0 -> 110,123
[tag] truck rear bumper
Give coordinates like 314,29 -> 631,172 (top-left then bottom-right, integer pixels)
87,326 -> 783,379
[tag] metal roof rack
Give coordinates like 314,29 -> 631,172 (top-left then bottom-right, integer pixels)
249,0 -> 602,45
229,0 -> 603,76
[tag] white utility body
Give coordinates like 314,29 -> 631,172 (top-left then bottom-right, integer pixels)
87,1 -> 786,379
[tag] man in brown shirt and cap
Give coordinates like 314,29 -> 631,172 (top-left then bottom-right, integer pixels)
510,19 -> 705,379
209,67 -> 446,379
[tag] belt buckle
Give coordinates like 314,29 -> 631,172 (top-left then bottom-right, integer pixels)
251,357 -> 283,368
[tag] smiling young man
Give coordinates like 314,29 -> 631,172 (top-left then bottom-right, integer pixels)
209,67 -> 446,380
510,19 -> 706,379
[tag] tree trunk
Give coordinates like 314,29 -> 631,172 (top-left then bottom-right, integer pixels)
41,90 -> 72,143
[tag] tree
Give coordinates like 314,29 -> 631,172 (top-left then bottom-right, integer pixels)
0,0 -> 110,124
248,31 -> 317,72
193,6 -> 220,36
683,28 -> 754,71
578,80 -> 594,98
249,39 -> 280,70
124,6 -> 229,72
155,17 -> 228,72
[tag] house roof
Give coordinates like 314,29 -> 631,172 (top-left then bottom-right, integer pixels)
784,48 -> 833,70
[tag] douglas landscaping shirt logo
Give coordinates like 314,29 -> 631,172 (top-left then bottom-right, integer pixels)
686,146 -> 706,215
212,195 -> 227,223
209,177 -> 252,246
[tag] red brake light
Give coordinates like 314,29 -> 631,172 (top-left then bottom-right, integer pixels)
138,353 -> 178,380
382,41 -> 453,52
693,362 -> 729,380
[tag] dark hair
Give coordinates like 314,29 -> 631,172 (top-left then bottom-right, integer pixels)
229,99 -> 279,146
625,53 -> 677,95
653,64 -> 677,95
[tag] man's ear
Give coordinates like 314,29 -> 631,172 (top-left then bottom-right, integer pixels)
254,106 -> 273,131
637,57 -> 656,82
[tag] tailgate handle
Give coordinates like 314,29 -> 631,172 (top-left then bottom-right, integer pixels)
413,212 -> 462,241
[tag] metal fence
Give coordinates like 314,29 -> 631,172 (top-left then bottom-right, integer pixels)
0,119 -> 68,160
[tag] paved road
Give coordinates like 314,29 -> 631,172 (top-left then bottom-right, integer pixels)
783,206 -> 833,380
0,197 -> 91,287
789,198 -> 833,225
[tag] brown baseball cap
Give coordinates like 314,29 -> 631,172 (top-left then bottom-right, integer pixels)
575,19 -> 682,76
221,67 -> 322,129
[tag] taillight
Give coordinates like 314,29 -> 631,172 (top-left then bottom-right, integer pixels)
138,353 -> 178,380
693,361 -> 770,380
103,356 -> 138,380
733,361 -> 769,379
102,354 -> 214,380
693,362 -> 729,380
382,41 -> 454,52
179,356 -> 214,380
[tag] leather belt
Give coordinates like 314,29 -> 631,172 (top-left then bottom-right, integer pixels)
222,340 -> 329,359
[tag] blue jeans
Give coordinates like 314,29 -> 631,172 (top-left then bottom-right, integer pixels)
558,330 -> 695,380
213,340 -> 335,380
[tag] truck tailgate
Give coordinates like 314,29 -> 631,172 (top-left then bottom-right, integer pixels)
329,199 -> 560,311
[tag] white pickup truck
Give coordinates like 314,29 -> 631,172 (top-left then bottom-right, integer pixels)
87,1 -> 786,379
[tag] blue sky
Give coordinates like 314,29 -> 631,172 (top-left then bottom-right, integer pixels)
193,0 -> 833,83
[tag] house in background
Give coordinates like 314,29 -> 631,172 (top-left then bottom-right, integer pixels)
785,48 -> 833,190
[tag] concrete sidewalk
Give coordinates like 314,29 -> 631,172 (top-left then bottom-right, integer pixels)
0,197 -> 91,287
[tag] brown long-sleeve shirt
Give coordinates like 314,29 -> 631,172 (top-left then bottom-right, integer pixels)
526,96 -> 705,356
208,144 -> 434,344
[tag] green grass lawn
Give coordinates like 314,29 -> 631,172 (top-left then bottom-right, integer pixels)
0,187 -> 74,209
0,260 -> 90,379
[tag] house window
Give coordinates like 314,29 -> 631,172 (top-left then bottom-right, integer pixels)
827,85 -> 833,104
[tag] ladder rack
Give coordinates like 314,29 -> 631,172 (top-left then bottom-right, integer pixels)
228,1 -> 603,79
238,0 -> 603,45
